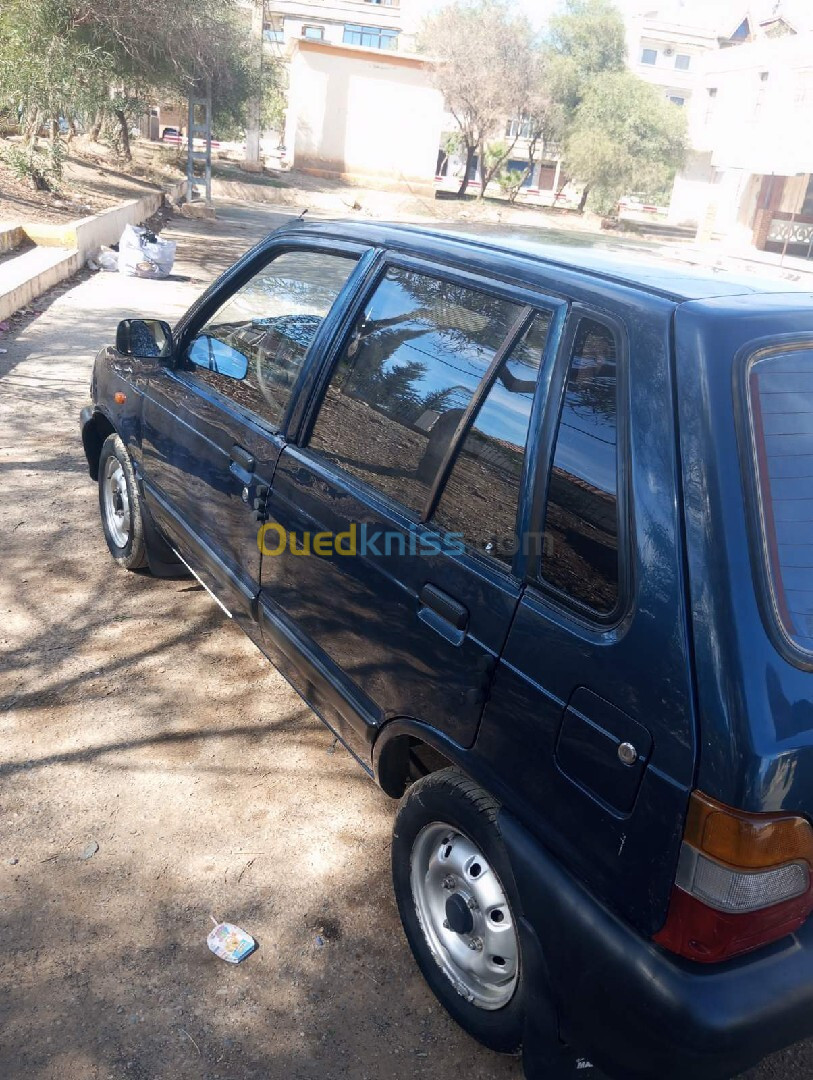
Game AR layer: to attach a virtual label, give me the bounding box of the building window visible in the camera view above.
[760,70,770,81]
[641,48,657,65]
[704,86,718,123]
[669,96,686,106]
[263,21,284,43]
[675,53,691,70]
[343,24,400,49]
[505,116,532,139]
[302,25,324,40]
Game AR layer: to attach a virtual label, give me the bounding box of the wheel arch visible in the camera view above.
[81,408,117,481]
[373,718,479,799]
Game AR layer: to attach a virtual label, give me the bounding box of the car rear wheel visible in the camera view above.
[392,767,525,1053]
[98,433,147,570]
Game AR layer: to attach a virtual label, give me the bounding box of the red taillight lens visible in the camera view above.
[654,792,813,963]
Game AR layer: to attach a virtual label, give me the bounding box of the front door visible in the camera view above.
[140,245,362,618]
[258,258,563,756]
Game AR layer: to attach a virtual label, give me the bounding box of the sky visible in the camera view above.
[407,0,813,33]
[407,0,646,31]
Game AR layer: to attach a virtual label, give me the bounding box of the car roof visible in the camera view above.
[288,218,813,305]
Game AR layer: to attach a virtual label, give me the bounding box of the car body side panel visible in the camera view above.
[675,296,813,815]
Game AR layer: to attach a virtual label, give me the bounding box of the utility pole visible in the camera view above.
[187,78,213,205]
[244,0,264,172]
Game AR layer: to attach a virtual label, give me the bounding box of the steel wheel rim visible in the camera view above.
[102,456,131,549]
[410,821,519,1010]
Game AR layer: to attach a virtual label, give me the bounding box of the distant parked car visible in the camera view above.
[161,127,183,144]
[80,220,813,1080]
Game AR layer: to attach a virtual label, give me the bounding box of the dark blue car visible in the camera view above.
[80,221,813,1080]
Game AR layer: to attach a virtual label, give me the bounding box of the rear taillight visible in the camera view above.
[654,792,813,963]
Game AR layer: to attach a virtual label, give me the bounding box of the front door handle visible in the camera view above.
[229,444,255,485]
[419,583,469,632]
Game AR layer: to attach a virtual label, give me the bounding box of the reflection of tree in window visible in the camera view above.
[542,319,619,614]
[309,267,524,515]
[188,252,356,428]
[432,314,551,566]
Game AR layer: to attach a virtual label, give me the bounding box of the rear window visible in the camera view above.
[747,346,813,658]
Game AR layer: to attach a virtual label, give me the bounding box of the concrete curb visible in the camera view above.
[0,248,83,322]
[0,177,189,321]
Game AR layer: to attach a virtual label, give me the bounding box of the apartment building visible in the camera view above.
[625,6,724,109]
[666,5,813,255]
[264,0,415,56]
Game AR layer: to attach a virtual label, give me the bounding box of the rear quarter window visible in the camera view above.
[747,345,813,659]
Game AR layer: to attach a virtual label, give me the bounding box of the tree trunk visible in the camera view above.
[578,185,591,213]
[90,111,103,142]
[477,138,486,199]
[115,108,132,161]
[457,143,475,198]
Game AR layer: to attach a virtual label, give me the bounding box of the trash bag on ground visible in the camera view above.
[96,249,119,272]
[118,223,176,279]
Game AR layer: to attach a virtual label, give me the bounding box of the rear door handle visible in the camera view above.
[419,583,469,632]
[229,443,255,485]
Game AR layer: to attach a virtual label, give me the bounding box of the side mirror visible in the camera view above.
[187,335,249,381]
[116,319,173,359]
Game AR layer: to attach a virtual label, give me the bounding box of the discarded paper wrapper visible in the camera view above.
[207,921,256,964]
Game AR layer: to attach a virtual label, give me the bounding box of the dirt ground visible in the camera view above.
[0,199,810,1080]
[0,137,184,226]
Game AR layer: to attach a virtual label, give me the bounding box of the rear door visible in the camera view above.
[258,258,566,756]
[475,302,698,936]
[139,242,364,618]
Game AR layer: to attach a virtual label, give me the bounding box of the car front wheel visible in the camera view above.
[98,433,147,570]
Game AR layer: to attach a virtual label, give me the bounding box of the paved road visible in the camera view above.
[0,200,805,1080]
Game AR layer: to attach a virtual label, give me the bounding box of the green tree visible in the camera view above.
[546,0,627,107]
[0,0,265,163]
[419,0,539,198]
[565,71,687,214]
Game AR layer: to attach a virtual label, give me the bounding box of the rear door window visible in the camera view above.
[747,346,813,657]
[540,317,620,617]
[308,265,525,516]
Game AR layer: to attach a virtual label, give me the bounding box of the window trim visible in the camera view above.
[735,334,813,672]
[295,252,567,576]
[169,237,372,437]
[527,304,631,629]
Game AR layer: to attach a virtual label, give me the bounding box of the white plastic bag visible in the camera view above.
[118,223,176,280]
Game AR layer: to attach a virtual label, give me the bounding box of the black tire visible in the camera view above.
[97,433,148,571]
[392,767,525,1054]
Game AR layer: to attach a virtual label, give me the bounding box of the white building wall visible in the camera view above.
[286,40,442,189]
[669,30,813,237]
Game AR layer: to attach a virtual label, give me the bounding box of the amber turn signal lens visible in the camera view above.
[114,391,126,405]
[684,791,813,870]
